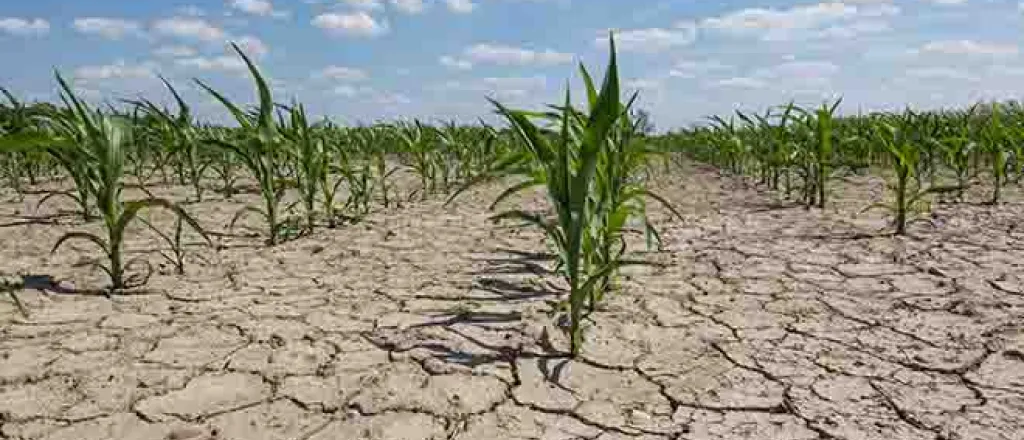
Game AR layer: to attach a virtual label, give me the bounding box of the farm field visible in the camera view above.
[2,31,1024,440]
[2,162,1024,440]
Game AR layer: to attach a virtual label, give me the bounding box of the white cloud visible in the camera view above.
[315,65,369,81]
[153,17,226,42]
[604,25,696,53]
[919,40,1018,57]
[905,67,979,82]
[701,2,898,41]
[229,0,289,18]
[73,18,144,39]
[668,60,731,79]
[373,91,411,105]
[333,85,362,97]
[703,3,855,31]
[440,55,473,70]
[332,85,410,106]
[816,19,889,39]
[926,0,967,5]
[479,76,546,90]
[74,61,156,81]
[625,78,662,91]
[312,12,388,37]
[436,75,547,100]
[390,0,426,14]
[446,0,476,13]
[154,45,198,57]
[0,17,50,36]
[341,0,384,10]
[462,43,573,66]
[713,77,767,89]
[176,56,246,73]
[758,60,839,79]
[433,75,544,99]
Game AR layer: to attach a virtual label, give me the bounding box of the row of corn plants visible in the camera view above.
[655,100,1024,235]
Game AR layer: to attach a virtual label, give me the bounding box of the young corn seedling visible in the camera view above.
[452,35,676,356]
[1,274,29,317]
[133,77,209,202]
[399,120,437,200]
[45,74,208,290]
[981,102,1009,205]
[139,215,190,275]
[802,99,841,209]
[281,102,325,231]
[198,43,291,245]
[865,110,961,235]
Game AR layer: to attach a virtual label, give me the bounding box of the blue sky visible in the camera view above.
[0,0,1022,128]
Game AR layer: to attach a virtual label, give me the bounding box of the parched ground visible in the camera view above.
[1,162,1023,440]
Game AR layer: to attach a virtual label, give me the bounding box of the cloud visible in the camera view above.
[315,65,369,81]
[436,75,547,100]
[668,60,731,79]
[603,25,696,53]
[708,60,837,90]
[701,2,898,41]
[341,0,384,10]
[461,43,573,66]
[758,60,839,79]
[0,17,50,36]
[175,56,246,73]
[713,77,767,89]
[154,45,199,57]
[390,0,426,14]
[312,12,388,37]
[74,61,156,81]
[905,67,979,82]
[816,19,889,39]
[153,17,226,42]
[73,18,144,40]
[625,78,662,91]
[440,55,473,70]
[919,40,1018,57]
[229,0,289,18]
[332,85,410,106]
[445,0,476,13]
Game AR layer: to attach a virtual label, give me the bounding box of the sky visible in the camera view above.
[0,0,1022,129]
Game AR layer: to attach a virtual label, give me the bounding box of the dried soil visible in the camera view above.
[1,163,1023,440]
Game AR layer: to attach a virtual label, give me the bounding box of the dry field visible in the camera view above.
[1,162,1023,440]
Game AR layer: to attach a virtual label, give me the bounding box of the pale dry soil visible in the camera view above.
[1,163,1023,440]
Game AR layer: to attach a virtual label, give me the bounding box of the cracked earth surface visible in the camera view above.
[1,163,1023,440]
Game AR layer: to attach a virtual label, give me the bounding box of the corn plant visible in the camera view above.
[44,74,208,290]
[935,106,978,201]
[399,120,437,200]
[981,102,1009,205]
[801,99,840,209]
[139,215,191,275]
[280,102,325,231]
[133,77,209,202]
[1,274,29,317]
[865,110,961,235]
[198,43,291,245]
[453,35,677,356]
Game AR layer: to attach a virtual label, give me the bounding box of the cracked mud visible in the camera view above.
[2,164,1023,439]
